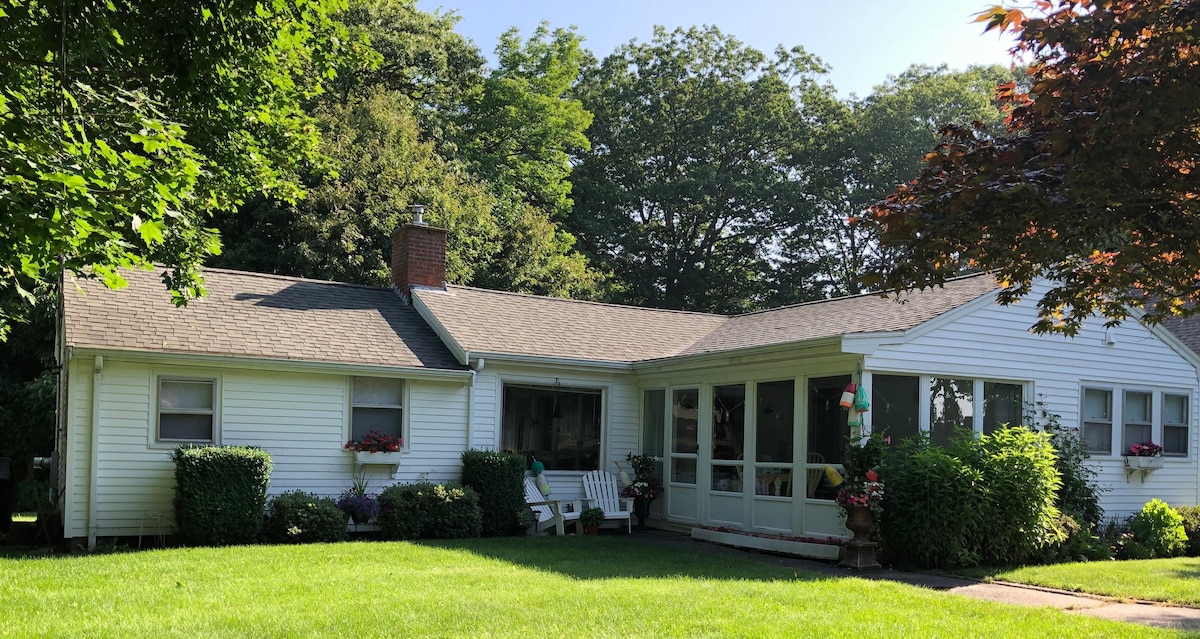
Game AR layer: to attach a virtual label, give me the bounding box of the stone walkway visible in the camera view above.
[627,529,1200,632]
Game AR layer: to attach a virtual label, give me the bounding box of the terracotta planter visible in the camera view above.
[584,525,600,536]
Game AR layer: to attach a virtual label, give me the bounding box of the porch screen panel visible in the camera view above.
[930,377,974,446]
[982,382,1024,434]
[642,389,666,480]
[671,389,699,484]
[871,375,919,442]
[711,384,745,492]
[756,380,794,497]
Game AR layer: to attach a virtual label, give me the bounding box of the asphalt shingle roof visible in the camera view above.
[414,285,728,363]
[414,273,1000,364]
[64,268,463,370]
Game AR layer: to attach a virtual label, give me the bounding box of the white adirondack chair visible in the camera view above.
[581,470,634,533]
[524,477,582,535]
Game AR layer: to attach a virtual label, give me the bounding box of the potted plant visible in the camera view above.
[619,453,664,529]
[836,433,887,570]
[335,473,378,525]
[345,430,404,471]
[580,507,605,535]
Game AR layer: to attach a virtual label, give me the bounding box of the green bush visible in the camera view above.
[1037,409,1105,527]
[879,434,982,569]
[1039,515,1111,563]
[1129,499,1188,558]
[879,427,1063,570]
[461,450,526,537]
[171,445,272,546]
[377,482,481,540]
[1176,505,1200,557]
[263,491,347,544]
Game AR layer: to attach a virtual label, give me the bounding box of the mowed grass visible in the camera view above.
[970,557,1200,607]
[0,537,1191,638]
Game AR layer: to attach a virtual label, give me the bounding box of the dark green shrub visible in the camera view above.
[377,482,481,540]
[1130,499,1187,557]
[880,427,1063,569]
[461,450,526,537]
[961,426,1063,565]
[171,445,272,546]
[1176,505,1200,557]
[263,491,347,544]
[1036,408,1105,527]
[1039,515,1111,563]
[879,434,983,569]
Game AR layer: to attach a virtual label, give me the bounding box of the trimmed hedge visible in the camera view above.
[377,482,481,540]
[171,445,272,546]
[461,450,526,536]
[1130,499,1187,558]
[263,491,347,544]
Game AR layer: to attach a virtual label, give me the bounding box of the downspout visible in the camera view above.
[87,355,103,550]
[466,357,486,451]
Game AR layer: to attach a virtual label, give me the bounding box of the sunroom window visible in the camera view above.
[502,384,602,471]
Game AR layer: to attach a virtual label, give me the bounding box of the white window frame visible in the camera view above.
[154,376,219,446]
[865,374,1029,440]
[349,376,407,448]
[1163,393,1190,457]
[1079,384,1191,459]
[1122,389,1153,453]
[1081,387,1114,456]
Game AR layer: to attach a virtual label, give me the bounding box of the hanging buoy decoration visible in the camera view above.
[613,460,632,487]
[531,458,551,496]
[824,465,844,488]
[839,383,856,409]
[853,384,870,414]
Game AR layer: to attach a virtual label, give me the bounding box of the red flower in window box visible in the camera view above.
[1127,441,1163,457]
[345,430,404,452]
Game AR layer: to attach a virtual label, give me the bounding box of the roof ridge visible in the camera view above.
[194,266,392,292]
[441,285,730,319]
[730,271,998,319]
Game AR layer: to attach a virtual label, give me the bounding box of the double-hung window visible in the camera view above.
[1122,391,1153,451]
[351,377,404,442]
[158,379,216,442]
[1163,394,1189,456]
[1081,388,1113,454]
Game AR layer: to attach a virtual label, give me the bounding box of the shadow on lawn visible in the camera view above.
[417,534,837,583]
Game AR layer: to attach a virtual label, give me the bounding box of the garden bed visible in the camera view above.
[692,525,843,560]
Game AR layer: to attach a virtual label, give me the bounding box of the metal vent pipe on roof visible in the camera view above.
[408,204,427,225]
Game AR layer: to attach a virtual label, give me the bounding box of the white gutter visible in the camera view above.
[632,337,844,373]
[87,355,103,550]
[66,347,471,382]
[466,351,633,372]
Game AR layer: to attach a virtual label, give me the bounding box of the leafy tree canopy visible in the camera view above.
[0,0,353,338]
[777,64,1015,301]
[570,26,834,313]
[865,0,1200,334]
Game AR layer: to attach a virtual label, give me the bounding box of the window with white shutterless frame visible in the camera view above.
[156,376,219,444]
[350,377,406,444]
[1080,385,1191,458]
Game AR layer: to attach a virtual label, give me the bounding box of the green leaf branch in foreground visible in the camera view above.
[0,0,353,338]
[864,0,1200,334]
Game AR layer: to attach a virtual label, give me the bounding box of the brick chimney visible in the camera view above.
[391,205,446,299]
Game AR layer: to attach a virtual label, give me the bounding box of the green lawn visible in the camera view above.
[0,538,1191,638]
[968,557,1200,607]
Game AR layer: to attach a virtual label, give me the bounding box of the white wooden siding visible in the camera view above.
[861,283,1200,518]
[62,356,472,539]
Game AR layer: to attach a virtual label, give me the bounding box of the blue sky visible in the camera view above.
[415,0,1020,98]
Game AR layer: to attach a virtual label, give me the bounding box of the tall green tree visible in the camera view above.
[570,26,833,313]
[866,0,1200,334]
[776,64,1015,301]
[0,0,352,338]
